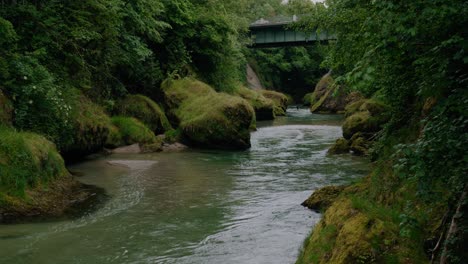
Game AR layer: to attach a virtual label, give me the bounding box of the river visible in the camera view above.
[0,108,369,264]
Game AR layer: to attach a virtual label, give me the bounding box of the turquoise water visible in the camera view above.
[0,108,369,264]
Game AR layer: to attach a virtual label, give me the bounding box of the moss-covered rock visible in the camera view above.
[342,99,389,140]
[309,73,363,114]
[350,134,369,156]
[63,93,113,158]
[0,127,101,223]
[260,89,290,116]
[328,138,350,155]
[114,94,172,134]
[162,78,255,150]
[303,92,315,106]
[297,196,399,264]
[302,186,346,211]
[111,116,156,145]
[234,86,275,121]
[297,177,434,264]
[0,89,13,126]
[0,127,67,197]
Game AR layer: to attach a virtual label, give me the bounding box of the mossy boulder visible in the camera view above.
[63,93,113,158]
[350,133,370,156]
[309,73,346,113]
[328,138,350,155]
[342,99,389,140]
[0,127,67,198]
[309,73,364,114]
[234,86,275,121]
[302,186,346,211]
[114,94,172,134]
[260,89,290,116]
[111,116,157,145]
[0,89,13,126]
[162,78,255,150]
[0,127,100,223]
[297,197,397,264]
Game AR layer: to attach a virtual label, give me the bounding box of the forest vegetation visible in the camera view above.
[0,0,466,263]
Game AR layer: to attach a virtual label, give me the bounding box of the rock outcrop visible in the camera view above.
[329,99,389,156]
[162,78,255,150]
[234,86,275,121]
[0,127,101,223]
[307,72,363,114]
[114,94,172,135]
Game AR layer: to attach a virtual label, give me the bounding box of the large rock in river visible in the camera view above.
[308,72,363,113]
[162,78,255,150]
[234,86,275,121]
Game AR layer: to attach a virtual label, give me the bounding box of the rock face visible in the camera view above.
[162,78,255,150]
[114,94,172,135]
[307,72,364,113]
[246,64,264,90]
[0,127,101,223]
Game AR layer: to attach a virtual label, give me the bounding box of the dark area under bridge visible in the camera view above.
[249,15,334,48]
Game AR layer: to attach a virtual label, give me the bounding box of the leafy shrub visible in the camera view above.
[7,56,73,148]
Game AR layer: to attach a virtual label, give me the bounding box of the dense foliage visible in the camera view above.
[296,0,467,262]
[0,0,257,147]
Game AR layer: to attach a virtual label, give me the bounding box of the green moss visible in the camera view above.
[164,129,182,144]
[328,138,350,155]
[0,126,67,198]
[302,186,346,211]
[0,89,13,126]
[303,92,316,106]
[311,84,333,113]
[162,78,254,150]
[105,124,123,148]
[233,86,274,121]
[260,89,290,116]
[115,94,172,134]
[63,92,113,157]
[345,100,366,118]
[350,135,369,156]
[111,116,156,145]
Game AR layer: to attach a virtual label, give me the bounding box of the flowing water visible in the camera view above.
[0,108,369,264]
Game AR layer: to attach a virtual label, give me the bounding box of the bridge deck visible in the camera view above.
[249,16,334,48]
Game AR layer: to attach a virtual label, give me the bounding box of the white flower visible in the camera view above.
[28,100,33,104]
[23,76,28,80]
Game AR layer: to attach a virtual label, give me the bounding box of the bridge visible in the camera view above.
[249,15,334,48]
